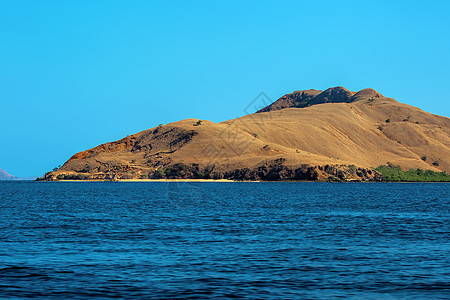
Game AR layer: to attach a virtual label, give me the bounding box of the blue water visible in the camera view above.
[0,181,449,299]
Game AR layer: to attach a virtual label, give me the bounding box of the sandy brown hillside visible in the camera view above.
[41,87,450,181]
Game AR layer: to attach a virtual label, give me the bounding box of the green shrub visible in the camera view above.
[164,163,186,177]
[375,164,450,182]
[421,156,427,161]
[348,165,357,174]
[385,118,391,123]
[155,169,165,177]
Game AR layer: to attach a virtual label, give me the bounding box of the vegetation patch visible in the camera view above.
[155,169,166,178]
[375,164,450,182]
[348,164,357,174]
[56,173,89,180]
[164,163,187,178]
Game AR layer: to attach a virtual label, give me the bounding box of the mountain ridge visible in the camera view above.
[257,87,384,113]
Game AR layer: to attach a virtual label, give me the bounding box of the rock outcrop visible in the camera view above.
[257,86,384,113]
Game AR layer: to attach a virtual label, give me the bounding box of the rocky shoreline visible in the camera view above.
[38,163,384,182]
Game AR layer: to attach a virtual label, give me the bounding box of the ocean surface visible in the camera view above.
[0,181,449,299]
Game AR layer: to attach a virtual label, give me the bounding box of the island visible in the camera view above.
[39,87,450,182]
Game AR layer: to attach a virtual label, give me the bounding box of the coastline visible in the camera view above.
[37,179,450,183]
[119,178,236,182]
[47,178,237,183]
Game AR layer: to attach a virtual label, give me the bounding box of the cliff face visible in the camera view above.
[40,87,450,181]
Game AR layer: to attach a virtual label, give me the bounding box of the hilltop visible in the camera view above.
[40,87,450,181]
[257,87,383,112]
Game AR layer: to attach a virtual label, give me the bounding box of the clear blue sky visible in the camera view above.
[1,0,449,177]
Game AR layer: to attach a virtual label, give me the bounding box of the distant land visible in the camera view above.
[0,168,37,181]
[0,168,17,180]
[40,87,450,182]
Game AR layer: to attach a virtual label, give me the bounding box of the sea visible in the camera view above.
[0,181,449,299]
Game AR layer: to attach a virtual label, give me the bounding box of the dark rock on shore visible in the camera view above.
[40,161,384,182]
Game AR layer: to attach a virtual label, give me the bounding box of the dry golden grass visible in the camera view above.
[55,88,450,178]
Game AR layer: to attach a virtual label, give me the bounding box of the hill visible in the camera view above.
[40,87,450,181]
[0,168,18,180]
